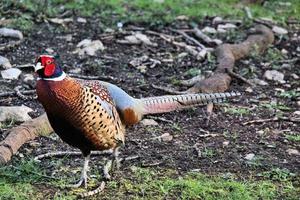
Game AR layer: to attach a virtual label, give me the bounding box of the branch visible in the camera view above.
[0,113,53,164]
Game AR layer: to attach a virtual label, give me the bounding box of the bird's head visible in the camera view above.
[35,55,64,80]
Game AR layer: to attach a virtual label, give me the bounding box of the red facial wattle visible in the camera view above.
[44,63,56,77]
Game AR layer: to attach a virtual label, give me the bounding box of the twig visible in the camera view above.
[148,116,173,123]
[79,181,106,198]
[170,28,206,49]
[193,27,216,45]
[141,161,162,167]
[151,84,187,95]
[225,69,255,87]
[0,89,36,98]
[14,86,37,100]
[34,150,113,161]
[242,117,300,125]
[180,75,205,86]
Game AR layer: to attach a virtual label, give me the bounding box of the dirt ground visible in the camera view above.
[0,16,299,198]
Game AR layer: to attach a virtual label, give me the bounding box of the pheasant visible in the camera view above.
[35,54,241,188]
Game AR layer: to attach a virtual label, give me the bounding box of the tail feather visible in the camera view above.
[141,91,241,115]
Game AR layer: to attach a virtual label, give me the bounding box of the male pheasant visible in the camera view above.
[35,55,240,187]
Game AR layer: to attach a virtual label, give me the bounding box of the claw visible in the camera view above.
[69,154,90,188]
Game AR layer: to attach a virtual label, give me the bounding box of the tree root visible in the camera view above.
[187,25,274,93]
[0,113,53,164]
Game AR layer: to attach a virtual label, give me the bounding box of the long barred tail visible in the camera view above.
[141,91,241,115]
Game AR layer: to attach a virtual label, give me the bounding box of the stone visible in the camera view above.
[286,149,300,156]
[0,27,23,40]
[201,26,217,34]
[75,39,104,56]
[140,119,158,126]
[291,73,299,80]
[250,78,269,86]
[244,153,255,161]
[77,17,87,23]
[263,70,285,83]
[1,68,22,79]
[272,26,288,35]
[217,23,237,30]
[0,105,33,122]
[212,16,223,24]
[293,111,300,116]
[0,56,12,69]
[160,132,173,142]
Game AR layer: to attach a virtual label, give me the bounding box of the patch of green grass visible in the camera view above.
[224,106,250,116]
[1,0,300,31]
[278,90,300,99]
[285,134,300,142]
[260,102,292,112]
[108,167,299,200]
[258,168,296,182]
[184,68,202,77]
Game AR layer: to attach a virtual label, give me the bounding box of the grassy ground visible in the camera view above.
[1,0,299,31]
[0,158,299,199]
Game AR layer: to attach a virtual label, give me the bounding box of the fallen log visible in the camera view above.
[187,25,274,93]
[0,113,53,164]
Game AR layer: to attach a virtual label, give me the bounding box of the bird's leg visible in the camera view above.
[103,147,120,180]
[70,154,90,188]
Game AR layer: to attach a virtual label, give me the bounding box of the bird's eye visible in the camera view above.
[46,60,51,65]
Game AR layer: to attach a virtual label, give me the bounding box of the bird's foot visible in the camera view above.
[69,173,89,188]
[103,159,112,180]
[102,148,121,180]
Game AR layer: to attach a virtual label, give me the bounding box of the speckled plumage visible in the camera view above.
[36,77,125,156]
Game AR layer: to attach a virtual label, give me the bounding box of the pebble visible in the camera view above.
[202,26,217,34]
[1,68,22,79]
[291,73,299,80]
[77,17,87,23]
[263,70,285,83]
[272,26,288,35]
[0,105,33,122]
[286,149,300,156]
[160,133,173,142]
[250,78,269,86]
[293,111,300,116]
[140,118,158,126]
[245,153,255,161]
[0,56,12,69]
[217,23,237,30]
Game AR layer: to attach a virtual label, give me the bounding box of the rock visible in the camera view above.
[263,70,285,83]
[77,17,87,23]
[45,48,54,54]
[245,153,255,161]
[1,68,22,79]
[202,27,217,34]
[245,87,253,93]
[176,15,189,20]
[0,105,33,122]
[118,33,157,46]
[75,39,104,56]
[217,23,237,30]
[217,27,226,33]
[0,56,12,69]
[286,149,300,156]
[291,73,299,80]
[0,27,23,40]
[281,49,288,55]
[140,118,158,126]
[212,16,223,24]
[23,73,34,83]
[250,78,269,86]
[293,111,300,116]
[48,18,73,25]
[272,26,288,35]
[223,141,230,147]
[68,68,82,74]
[160,133,173,142]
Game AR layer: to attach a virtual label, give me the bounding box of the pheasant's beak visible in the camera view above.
[34,62,44,72]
